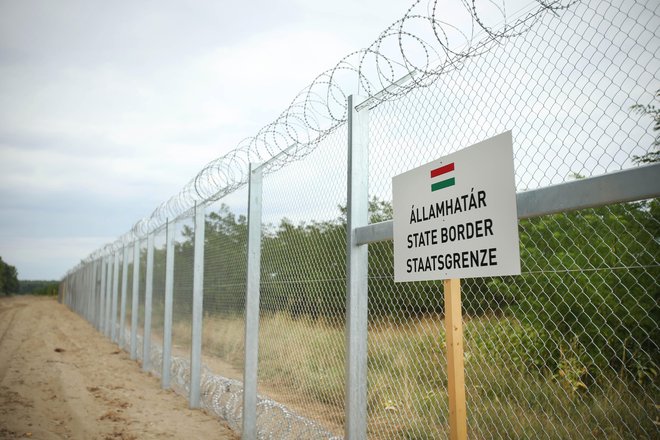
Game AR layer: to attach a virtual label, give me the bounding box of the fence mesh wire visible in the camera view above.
[257,123,348,437]
[139,239,148,356]
[202,191,248,375]
[114,252,123,343]
[198,191,249,430]
[123,248,134,349]
[171,216,195,393]
[62,0,658,438]
[150,228,167,376]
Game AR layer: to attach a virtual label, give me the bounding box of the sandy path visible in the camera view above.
[0,296,238,440]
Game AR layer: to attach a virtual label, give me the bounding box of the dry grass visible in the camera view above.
[172,313,656,439]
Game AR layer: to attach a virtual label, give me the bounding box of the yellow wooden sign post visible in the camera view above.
[444,278,467,440]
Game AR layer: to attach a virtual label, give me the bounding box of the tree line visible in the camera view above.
[19,280,60,296]
[0,256,59,296]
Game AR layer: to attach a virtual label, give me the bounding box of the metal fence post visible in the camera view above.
[74,271,77,310]
[345,94,369,440]
[80,269,84,316]
[83,263,88,320]
[111,251,120,342]
[83,266,86,315]
[87,263,91,318]
[89,263,94,321]
[81,267,85,315]
[106,257,114,338]
[143,233,155,372]
[79,266,84,315]
[67,274,71,308]
[131,239,141,360]
[87,264,91,317]
[78,269,81,311]
[95,259,102,329]
[119,245,130,349]
[74,271,78,310]
[94,262,98,323]
[90,262,95,322]
[162,218,175,388]
[88,262,93,323]
[242,162,263,440]
[72,273,76,309]
[83,263,89,320]
[97,260,101,326]
[73,272,76,309]
[79,266,84,316]
[99,256,107,333]
[189,203,206,408]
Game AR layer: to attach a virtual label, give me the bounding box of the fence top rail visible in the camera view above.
[356,162,660,245]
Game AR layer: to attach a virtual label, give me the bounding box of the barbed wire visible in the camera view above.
[71,0,577,271]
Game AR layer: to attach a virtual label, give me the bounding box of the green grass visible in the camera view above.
[195,312,657,439]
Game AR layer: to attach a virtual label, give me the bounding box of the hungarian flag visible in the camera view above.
[430,162,455,192]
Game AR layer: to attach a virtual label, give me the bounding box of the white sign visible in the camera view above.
[393,131,521,281]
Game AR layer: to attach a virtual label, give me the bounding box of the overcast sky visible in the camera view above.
[0,0,572,280]
[0,0,427,280]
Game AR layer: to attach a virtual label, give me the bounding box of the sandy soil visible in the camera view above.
[0,296,238,440]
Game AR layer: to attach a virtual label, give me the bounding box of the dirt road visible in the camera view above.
[0,296,237,440]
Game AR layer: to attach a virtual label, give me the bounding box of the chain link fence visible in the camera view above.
[364,0,658,438]
[62,0,658,438]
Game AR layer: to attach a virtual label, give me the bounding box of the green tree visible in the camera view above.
[0,257,20,295]
[631,89,660,164]
[500,201,660,380]
[260,215,346,319]
[203,205,249,315]
[19,280,59,295]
